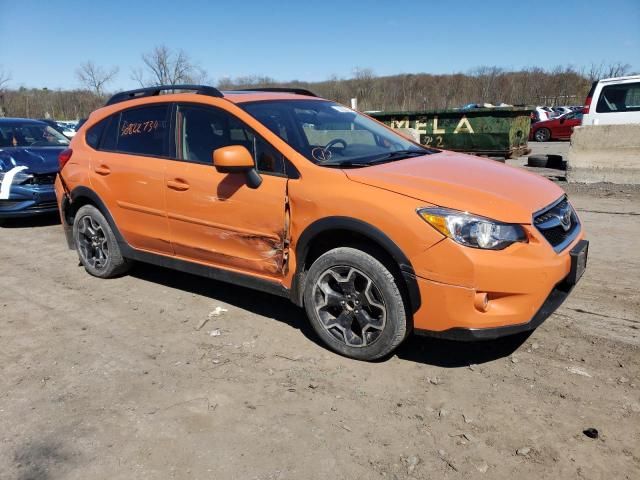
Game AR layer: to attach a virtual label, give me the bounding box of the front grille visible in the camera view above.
[31,174,57,185]
[22,173,57,185]
[533,197,580,252]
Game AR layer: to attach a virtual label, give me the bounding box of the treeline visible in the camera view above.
[0,88,104,121]
[220,63,634,112]
[0,57,634,119]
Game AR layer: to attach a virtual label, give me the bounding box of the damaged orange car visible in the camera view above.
[55,85,588,360]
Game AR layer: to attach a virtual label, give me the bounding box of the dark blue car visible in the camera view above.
[0,118,69,221]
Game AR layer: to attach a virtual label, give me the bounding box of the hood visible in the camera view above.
[345,151,564,224]
[0,147,63,175]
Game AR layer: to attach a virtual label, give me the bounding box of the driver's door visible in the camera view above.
[165,104,289,278]
[556,114,574,138]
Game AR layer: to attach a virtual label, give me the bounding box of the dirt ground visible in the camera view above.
[1,144,639,479]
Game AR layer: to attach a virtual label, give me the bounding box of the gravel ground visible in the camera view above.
[1,148,639,479]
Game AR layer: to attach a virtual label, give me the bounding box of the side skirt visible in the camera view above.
[119,242,290,299]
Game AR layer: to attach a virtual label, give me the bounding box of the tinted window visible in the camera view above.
[177,104,285,175]
[596,82,640,113]
[111,105,170,156]
[99,114,119,151]
[86,118,107,149]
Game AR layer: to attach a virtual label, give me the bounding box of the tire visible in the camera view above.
[534,128,551,142]
[73,204,131,278]
[303,247,407,361]
[527,154,549,168]
[546,154,565,170]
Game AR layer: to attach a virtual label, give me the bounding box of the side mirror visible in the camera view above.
[213,145,262,189]
[559,118,566,124]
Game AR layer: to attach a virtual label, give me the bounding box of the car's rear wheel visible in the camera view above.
[303,247,407,360]
[73,205,130,278]
[534,128,551,142]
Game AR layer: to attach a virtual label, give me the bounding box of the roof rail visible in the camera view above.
[235,87,318,97]
[105,84,224,106]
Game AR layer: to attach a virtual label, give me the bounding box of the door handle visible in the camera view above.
[94,165,111,175]
[167,179,190,191]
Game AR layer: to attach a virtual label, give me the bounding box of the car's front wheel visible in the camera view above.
[73,204,131,278]
[534,128,551,142]
[303,247,408,360]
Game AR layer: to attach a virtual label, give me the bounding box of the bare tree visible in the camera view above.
[352,67,377,110]
[585,62,634,83]
[470,66,504,103]
[133,45,207,87]
[0,66,10,91]
[76,61,118,97]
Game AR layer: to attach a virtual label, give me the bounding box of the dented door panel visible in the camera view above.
[165,159,288,277]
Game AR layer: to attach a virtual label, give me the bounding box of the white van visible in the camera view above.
[582,75,640,125]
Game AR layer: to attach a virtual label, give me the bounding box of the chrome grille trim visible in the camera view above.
[533,195,581,253]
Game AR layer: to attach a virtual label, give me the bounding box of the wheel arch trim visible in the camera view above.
[292,216,421,312]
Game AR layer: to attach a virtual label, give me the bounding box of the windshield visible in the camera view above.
[240,100,431,167]
[0,122,70,148]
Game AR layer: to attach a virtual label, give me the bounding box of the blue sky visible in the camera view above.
[1,0,638,90]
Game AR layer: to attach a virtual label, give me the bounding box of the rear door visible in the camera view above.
[89,104,172,254]
[165,103,289,278]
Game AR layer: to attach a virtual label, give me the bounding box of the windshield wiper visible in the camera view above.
[317,150,427,168]
[366,150,427,165]
[317,160,370,168]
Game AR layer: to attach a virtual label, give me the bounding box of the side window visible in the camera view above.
[100,114,120,151]
[178,104,285,175]
[596,82,640,113]
[114,105,170,156]
[86,118,107,149]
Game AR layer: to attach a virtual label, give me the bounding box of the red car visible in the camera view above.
[530,111,583,142]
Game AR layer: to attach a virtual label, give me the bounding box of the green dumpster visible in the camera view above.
[369,107,532,159]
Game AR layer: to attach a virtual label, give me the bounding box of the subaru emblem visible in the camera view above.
[560,208,572,231]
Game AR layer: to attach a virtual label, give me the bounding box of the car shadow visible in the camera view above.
[0,213,60,228]
[130,262,530,367]
[393,331,532,368]
[129,262,320,343]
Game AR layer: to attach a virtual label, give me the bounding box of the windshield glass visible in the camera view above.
[240,100,431,166]
[0,122,70,148]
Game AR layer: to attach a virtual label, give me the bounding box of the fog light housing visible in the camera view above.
[474,292,489,312]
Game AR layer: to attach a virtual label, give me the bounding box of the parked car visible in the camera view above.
[0,118,69,221]
[552,106,573,116]
[55,85,587,360]
[533,106,554,122]
[530,111,583,141]
[38,119,76,138]
[582,75,640,125]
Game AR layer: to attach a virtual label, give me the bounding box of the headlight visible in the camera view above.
[418,207,527,250]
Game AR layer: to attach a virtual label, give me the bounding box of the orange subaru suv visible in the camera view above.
[55,85,588,360]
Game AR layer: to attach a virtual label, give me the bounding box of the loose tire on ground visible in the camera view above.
[303,247,408,361]
[73,204,131,278]
[527,154,549,168]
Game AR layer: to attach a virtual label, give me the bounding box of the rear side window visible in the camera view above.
[86,118,107,149]
[116,105,170,156]
[96,105,170,156]
[596,82,640,113]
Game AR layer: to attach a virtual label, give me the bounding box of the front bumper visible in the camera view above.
[411,233,587,340]
[0,184,58,218]
[416,279,572,340]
